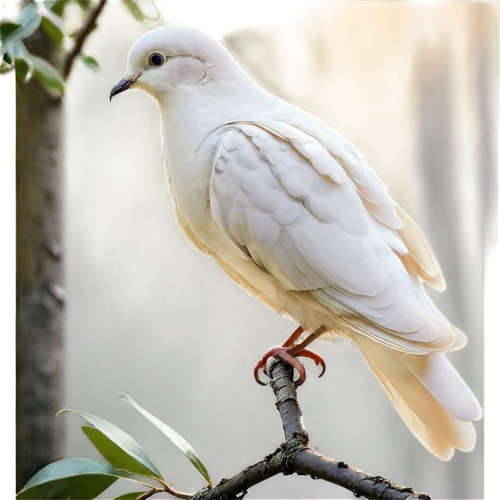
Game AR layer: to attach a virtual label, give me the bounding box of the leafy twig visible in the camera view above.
[164,484,191,499]
[63,0,107,78]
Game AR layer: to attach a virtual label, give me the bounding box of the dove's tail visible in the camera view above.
[351,332,482,460]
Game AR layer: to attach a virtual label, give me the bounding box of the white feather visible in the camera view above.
[209,123,461,351]
[353,331,479,460]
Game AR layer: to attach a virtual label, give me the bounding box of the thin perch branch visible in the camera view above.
[190,360,431,500]
[63,0,108,79]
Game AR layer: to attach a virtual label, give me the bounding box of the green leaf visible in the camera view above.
[30,54,65,97]
[3,4,41,44]
[15,58,31,81]
[18,3,41,26]
[40,17,63,43]
[112,493,148,500]
[59,409,163,479]
[5,38,29,60]
[16,458,134,499]
[121,0,145,21]
[119,393,212,486]
[49,0,67,16]
[81,425,160,479]
[15,458,159,500]
[80,54,99,71]
[136,0,161,21]
[3,42,27,63]
[3,40,34,80]
[38,0,56,11]
[0,16,19,41]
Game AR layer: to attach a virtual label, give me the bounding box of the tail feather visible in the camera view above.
[352,332,481,460]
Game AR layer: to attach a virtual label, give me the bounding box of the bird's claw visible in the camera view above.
[254,347,325,387]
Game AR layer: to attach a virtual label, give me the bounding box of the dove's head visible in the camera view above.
[110,25,244,101]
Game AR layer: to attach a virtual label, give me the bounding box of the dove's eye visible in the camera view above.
[148,53,165,67]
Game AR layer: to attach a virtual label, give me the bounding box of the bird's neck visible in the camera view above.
[158,76,275,176]
[160,73,275,138]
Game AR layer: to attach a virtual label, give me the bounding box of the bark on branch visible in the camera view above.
[188,360,431,500]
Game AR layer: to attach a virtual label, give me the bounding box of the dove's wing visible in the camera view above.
[284,116,447,292]
[208,121,464,355]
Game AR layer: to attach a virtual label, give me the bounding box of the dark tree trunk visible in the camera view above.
[16,27,65,491]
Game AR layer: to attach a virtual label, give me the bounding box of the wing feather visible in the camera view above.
[395,206,446,291]
[208,122,462,354]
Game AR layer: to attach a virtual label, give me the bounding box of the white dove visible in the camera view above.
[110,25,482,461]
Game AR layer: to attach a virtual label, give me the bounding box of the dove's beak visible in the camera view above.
[109,73,140,101]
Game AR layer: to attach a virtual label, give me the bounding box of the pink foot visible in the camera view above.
[254,346,326,387]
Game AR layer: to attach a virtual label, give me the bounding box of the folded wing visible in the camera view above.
[208,121,463,354]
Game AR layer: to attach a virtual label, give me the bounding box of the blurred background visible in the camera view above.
[12,1,498,498]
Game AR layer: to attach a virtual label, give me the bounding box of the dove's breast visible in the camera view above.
[165,124,343,334]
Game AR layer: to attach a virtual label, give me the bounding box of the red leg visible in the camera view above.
[288,325,327,354]
[282,326,304,347]
[254,326,326,387]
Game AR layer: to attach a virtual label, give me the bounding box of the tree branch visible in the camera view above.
[63,0,108,79]
[190,360,431,500]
